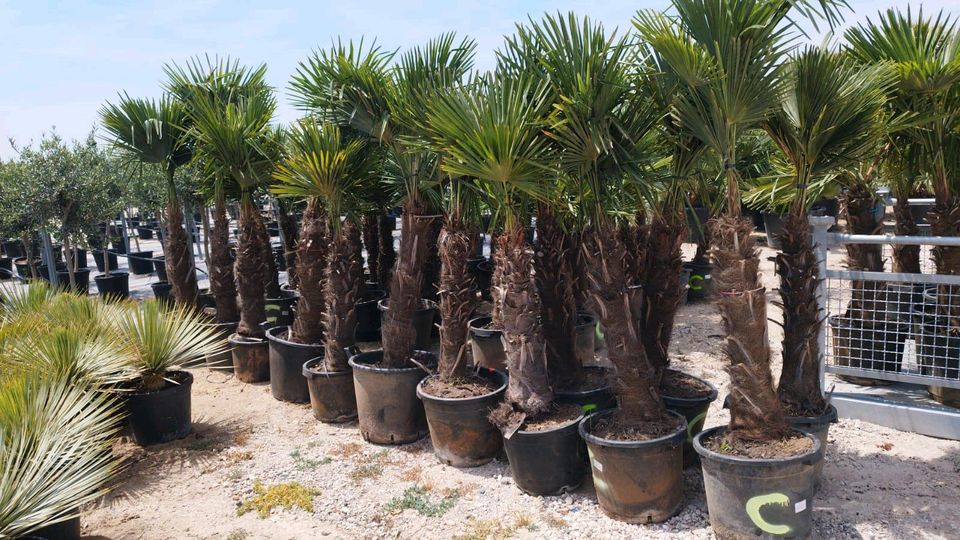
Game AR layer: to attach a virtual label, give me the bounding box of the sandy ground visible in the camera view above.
[78,240,960,540]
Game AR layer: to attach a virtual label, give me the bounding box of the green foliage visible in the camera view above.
[384,485,460,517]
[236,481,318,518]
[99,94,192,172]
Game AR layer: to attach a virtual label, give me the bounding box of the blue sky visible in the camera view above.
[1,0,956,160]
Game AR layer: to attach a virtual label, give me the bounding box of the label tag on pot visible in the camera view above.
[592,459,603,472]
[794,499,806,513]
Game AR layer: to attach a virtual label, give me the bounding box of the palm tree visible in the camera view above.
[763,47,894,415]
[273,120,374,371]
[100,95,198,306]
[427,72,557,427]
[290,35,475,368]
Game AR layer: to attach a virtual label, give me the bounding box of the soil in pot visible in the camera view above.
[122,370,193,446]
[265,326,317,403]
[356,289,387,342]
[661,369,718,468]
[303,357,357,423]
[127,251,154,275]
[203,320,237,372]
[785,404,838,491]
[92,251,118,273]
[417,368,506,467]
[555,366,615,412]
[29,515,81,540]
[265,290,299,328]
[377,298,437,350]
[94,271,129,300]
[579,410,687,523]
[694,427,822,540]
[502,402,586,496]
[468,316,505,371]
[229,334,270,383]
[349,350,436,445]
[684,261,714,302]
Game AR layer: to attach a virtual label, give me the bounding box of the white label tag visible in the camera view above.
[592,459,603,472]
[795,499,807,513]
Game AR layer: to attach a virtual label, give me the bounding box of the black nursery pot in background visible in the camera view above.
[92,251,118,273]
[661,369,718,468]
[153,256,168,282]
[124,371,193,446]
[304,357,357,423]
[229,334,270,383]
[151,281,174,306]
[28,515,81,540]
[356,289,387,342]
[128,251,155,275]
[377,299,437,350]
[94,271,130,300]
[684,261,714,302]
[265,326,317,403]
[265,290,299,328]
[349,350,435,445]
[502,410,587,496]
[0,256,12,280]
[468,316,506,372]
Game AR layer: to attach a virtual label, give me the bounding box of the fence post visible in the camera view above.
[809,216,835,395]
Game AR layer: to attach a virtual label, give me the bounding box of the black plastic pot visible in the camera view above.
[1,239,24,259]
[265,290,299,328]
[54,268,91,294]
[229,334,270,383]
[29,515,81,540]
[502,410,587,496]
[197,289,216,310]
[265,326,317,403]
[468,316,506,371]
[555,366,615,412]
[786,404,838,490]
[151,281,173,305]
[830,315,907,384]
[684,262,713,302]
[128,251,154,275]
[417,368,507,467]
[0,256,11,280]
[304,357,357,423]
[694,427,823,540]
[124,371,193,446]
[349,350,435,445]
[202,321,237,372]
[916,315,960,407]
[377,298,437,350]
[762,212,786,250]
[686,206,711,244]
[469,257,492,300]
[574,313,597,366]
[580,410,687,523]
[64,248,87,269]
[94,271,130,300]
[14,256,40,279]
[153,256,168,282]
[356,289,387,342]
[662,370,718,468]
[910,203,932,225]
[92,251,118,273]
[137,226,154,240]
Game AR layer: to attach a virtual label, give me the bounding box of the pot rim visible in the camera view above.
[416,369,507,402]
[514,409,585,436]
[303,357,356,379]
[555,366,612,398]
[267,289,300,301]
[579,409,687,449]
[377,297,438,312]
[468,316,502,336]
[660,368,719,404]
[120,370,194,397]
[358,289,387,305]
[94,271,129,279]
[348,349,437,375]
[692,426,823,466]
[228,332,267,345]
[784,403,838,426]
[200,320,240,330]
[575,313,596,327]
[265,325,325,350]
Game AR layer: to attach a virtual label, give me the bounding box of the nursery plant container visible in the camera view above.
[694,427,823,540]
[786,404,838,490]
[349,349,435,445]
[916,314,960,407]
[686,206,711,244]
[0,256,12,280]
[151,281,173,305]
[137,226,154,240]
[202,321,237,371]
[153,256,168,282]
[94,271,129,300]
[197,289,216,310]
[355,289,387,342]
[417,368,507,467]
[468,316,506,371]
[684,262,713,302]
[680,267,692,304]
[304,357,357,423]
[469,257,492,300]
[830,315,907,385]
[229,334,270,383]
[502,409,587,496]
[14,257,40,279]
[124,371,193,446]
[555,365,615,411]
[377,298,437,350]
[574,313,597,367]
[1,239,24,259]
[265,326,317,403]
[762,212,786,250]
[29,515,81,540]
[92,251,118,273]
[662,369,718,468]
[265,290,299,328]
[128,251,154,275]
[579,410,687,523]
[64,248,87,268]
[55,268,91,295]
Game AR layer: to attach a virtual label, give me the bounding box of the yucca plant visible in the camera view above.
[764,47,894,414]
[100,95,198,306]
[273,120,375,370]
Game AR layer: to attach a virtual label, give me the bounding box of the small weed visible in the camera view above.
[719,441,734,453]
[878,441,894,451]
[513,512,536,531]
[350,463,384,481]
[452,518,514,540]
[400,464,422,482]
[184,436,223,452]
[385,485,459,517]
[232,428,252,446]
[290,448,331,470]
[226,468,244,482]
[236,481,318,518]
[226,450,254,464]
[331,441,363,458]
[543,513,567,529]
[226,529,249,540]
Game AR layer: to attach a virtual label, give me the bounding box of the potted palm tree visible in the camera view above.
[100,94,198,306]
[272,120,374,410]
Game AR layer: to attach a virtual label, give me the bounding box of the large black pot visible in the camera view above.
[684,262,713,302]
[28,515,81,540]
[14,257,40,279]
[94,271,129,300]
[580,410,687,523]
[265,290,299,328]
[304,357,357,423]
[64,248,87,269]
[137,226,154,240]
[0,256,12,280]
[356,289,387,342]
[92,251,118,273]
[502,410,587,496]
[830,315,907,384]
[555,365,615,412]
[151,281,173,305]
[54,268,91,295]
[377,298,437,350]
[762,212,786,250]
[153,256,168,282]
[1,239,24,259]
[128,251,154,275]
[469,257,492,300]
[229,334,270,383]
[661,369,718,468]
[202,321,237,371]
[686,206,711,244]
[786,404,838,490]
[468,316,505,371]
[124,371,193,446]
[349,350,435,445]
[694,427,822,540]
[574,313,597,367]
[265,326,317,403]
[417,368,506,467]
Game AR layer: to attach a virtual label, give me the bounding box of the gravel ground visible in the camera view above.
[77,239,960,540]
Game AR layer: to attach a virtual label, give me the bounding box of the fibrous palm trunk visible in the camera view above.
[437,216,475,381]
[277,201,300,289]
[164,171,199,307]
[323,219,364,372]
[362,212,380,285]
[535,205,579,389]
[490,226,552,430]
[712,214,789,441]
[257,205,281,299]
[490,235,506,329]
[930,196,960,330]
[776,210,826,415]
[641,211,685,382]
[377,213,396,289]
[892,194,921,274]
[842,183,885,322]
[421,214,443,302]
[210,194,240,323]
[583,222,665,423]
[236,197,268,338]
[381,202,433,367]
[568,226,589,309]
[289,200,326,345]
